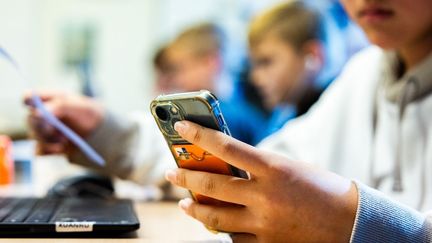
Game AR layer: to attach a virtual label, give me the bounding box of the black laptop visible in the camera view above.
[0,197,140,236]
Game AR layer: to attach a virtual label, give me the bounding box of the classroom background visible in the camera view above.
[0,0,367,138]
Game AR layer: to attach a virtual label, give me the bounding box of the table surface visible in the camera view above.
[0,202,230,242]
[0,155,231,242]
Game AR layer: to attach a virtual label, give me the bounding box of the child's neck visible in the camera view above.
[398,33,432,72]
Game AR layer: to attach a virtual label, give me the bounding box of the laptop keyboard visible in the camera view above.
[0,197,139,224]
[0,197,140,235]
[0,197,60,224]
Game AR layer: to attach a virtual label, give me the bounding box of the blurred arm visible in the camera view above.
[69,110,177,187]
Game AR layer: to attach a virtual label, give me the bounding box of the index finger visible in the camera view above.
[23,90,66,107]
[174,120,267,175]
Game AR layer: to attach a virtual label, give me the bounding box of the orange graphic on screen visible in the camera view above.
[172,144,231,175]
[172,144,233,205]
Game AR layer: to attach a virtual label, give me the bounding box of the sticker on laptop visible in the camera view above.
[55,221,95,232]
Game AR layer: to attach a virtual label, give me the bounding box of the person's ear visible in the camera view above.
[305,54,320,72]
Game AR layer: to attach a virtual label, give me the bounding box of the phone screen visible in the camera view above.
[151,91,247,205]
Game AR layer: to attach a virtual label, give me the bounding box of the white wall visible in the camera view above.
[37,0,158,111]
[0,0,38,135]
[1,0,161,135]
[0,0,282,136]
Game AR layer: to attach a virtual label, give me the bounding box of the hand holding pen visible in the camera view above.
[0,46,105,166]
[23,91,106,165]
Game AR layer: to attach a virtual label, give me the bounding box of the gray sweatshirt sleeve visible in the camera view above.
[69,111,178,188]
[350,181,432,242]
[69,111,138,179]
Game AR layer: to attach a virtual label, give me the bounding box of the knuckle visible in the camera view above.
[206,212,220,229]
[202,177,216,195]
[191,126,203,143]
[176,170,187,187]
[255,192,267,206]
[220,137,237,155]
[187,203,196,218]
[254,217,272,236]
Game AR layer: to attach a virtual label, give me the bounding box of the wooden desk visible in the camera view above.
[0,155,231,242]
[133,202,230,242]
[0,202,230,242]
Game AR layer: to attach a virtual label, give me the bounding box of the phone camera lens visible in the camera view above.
[155,106,169,122]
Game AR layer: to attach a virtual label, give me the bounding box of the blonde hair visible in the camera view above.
[170,23,223,57]
[248,1,323,50]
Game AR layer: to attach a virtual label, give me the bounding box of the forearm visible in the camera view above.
[350,181,432,242]
[69,111,187,198]
[69,111,139,179]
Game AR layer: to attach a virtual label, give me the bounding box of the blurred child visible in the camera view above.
[248,1,327,136]
[152,45,172,94]
[162,23,267,145]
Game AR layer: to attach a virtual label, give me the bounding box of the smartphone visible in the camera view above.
[150,90,248,205]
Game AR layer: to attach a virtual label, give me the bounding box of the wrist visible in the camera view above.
[87,100,105,133]
[340,181,359,242]
[64,96,106,137]
[332,180,359,243]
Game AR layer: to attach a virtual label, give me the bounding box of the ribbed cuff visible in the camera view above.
[350,181,432,243]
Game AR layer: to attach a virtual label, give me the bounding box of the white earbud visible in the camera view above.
[305,55,318,71]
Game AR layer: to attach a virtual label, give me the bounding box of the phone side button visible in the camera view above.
[222,127,230,135]
[217,114,224,126]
